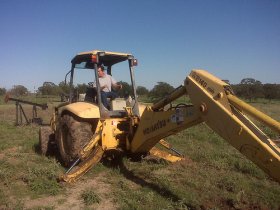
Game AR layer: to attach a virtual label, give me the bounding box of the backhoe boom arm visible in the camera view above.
[131,69,280,183]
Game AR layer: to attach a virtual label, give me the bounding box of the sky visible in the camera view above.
[0,0,279,92]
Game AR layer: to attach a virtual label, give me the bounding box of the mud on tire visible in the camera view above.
[57,114,93,166]
[39,126,55,156]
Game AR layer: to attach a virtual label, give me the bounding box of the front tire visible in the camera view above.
[57,114,93,166]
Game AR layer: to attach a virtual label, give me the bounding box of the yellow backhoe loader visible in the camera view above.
[39,50,280,183]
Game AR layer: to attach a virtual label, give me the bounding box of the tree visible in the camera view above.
[9,85,28,96]
[58,81,71,94]
[277,85,280,99]
[118,81,132,98]
[149,82,174,100]
[235,78,264,101]
[263,84,280,101]
[240,78,261,85]
[38,82,60,95]
[136,86,149,96]
[0,87,6,96]
[75,83,88,94]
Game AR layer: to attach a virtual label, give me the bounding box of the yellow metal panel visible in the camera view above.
[185,70,280,183]
[227,94,280,133]
[138,104,147,116]
[188,70,232,112]
[131,106,202,153]
[101,119,127,150]
[149,147,183,162]
[78,50,132,57]
[60,102,100,118]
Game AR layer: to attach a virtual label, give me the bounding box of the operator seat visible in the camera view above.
[85,87,97,103]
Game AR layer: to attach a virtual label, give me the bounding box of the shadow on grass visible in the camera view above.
[34,141,63,164]
[34,141,195,208]
[101,152,195,210]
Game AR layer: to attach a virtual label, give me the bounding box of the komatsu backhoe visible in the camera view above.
[39,50,280,183]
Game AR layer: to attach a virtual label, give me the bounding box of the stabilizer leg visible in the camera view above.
[60,145,104,183]
[149,139,184,162]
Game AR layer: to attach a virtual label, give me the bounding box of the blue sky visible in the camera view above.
[0,0,279,92]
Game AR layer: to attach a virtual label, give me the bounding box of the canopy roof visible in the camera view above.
[71,50,133,67]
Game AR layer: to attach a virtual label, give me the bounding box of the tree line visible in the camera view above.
[231,78,280,101]
[1,77,280,101]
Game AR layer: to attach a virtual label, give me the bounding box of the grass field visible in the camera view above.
[0,96,279,209]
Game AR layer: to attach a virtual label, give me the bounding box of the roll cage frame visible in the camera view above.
[65,50,140,118]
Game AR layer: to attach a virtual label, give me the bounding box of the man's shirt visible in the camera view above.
[93,74,117,92]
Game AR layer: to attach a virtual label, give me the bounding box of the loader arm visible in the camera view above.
[130,69,280,183]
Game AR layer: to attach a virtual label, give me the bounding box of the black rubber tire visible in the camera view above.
[57,114,93,166]
[39,126,55,155]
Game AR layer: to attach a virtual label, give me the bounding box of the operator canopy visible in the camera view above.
[71,50,133,68]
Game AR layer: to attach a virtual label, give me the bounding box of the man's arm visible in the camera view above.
[112,82,122,90]
[110,76,122,90]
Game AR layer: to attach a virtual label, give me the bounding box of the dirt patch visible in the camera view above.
[24,173,117,210]
[170,155,195,170]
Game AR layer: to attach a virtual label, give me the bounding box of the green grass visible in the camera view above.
[0,98,279,209]
[0,94,61,105]
[0,107,64,209]
[81,189,101,205]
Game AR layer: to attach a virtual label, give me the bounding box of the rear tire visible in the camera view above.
[57,114,93,166]
[39,126,55,155]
